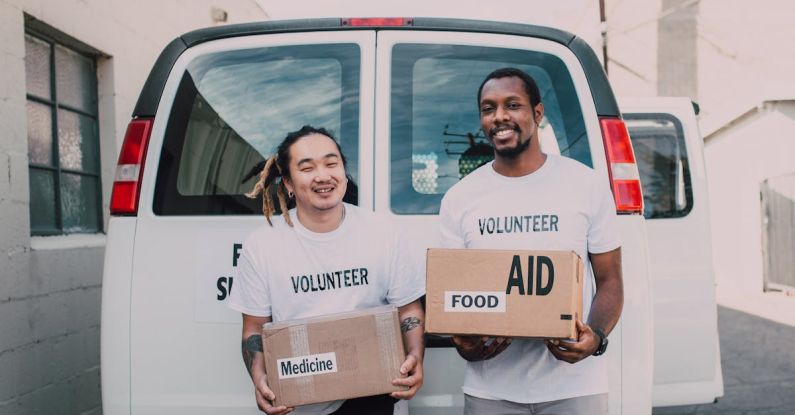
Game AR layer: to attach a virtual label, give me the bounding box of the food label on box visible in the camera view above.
[444,291,506,312]
[276,352,338,379]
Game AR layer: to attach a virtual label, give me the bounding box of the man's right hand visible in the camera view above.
[254,373,293,414]
[452,335,512,361]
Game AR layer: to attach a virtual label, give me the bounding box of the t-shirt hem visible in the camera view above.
[227,302,271,317]
[462,386,609,404]
[588,241,622,255]
[391,289,426,308]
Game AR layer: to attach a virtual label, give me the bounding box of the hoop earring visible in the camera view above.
[288,190,294,199]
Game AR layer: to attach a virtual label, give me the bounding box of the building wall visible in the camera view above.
[704,102,795,298]
[606,0,795,119]
[0,1,267,414]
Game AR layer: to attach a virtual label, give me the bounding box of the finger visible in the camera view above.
[391,383,421,400]
[400,354,417,375]
[392,373,418,387]
[489,338,513,357]
[545,340,578,363]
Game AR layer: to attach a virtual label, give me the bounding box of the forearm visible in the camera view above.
[242,333,266,380]
[398,300,425,361]
[587,276,623,335]
[587,248,624,335]
[241,314,271,381]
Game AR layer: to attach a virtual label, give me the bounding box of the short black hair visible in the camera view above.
[477,67,541,108]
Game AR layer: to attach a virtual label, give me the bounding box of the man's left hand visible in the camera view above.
[544,320,600,364]
[391,354,424,400]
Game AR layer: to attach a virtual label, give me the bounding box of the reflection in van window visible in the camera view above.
[390,44,590,214]
[625,114,693,219]
[153,44,360,215]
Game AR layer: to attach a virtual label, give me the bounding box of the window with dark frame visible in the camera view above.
[24,31,102,235]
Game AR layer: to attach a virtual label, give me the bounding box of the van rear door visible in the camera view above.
[621,97,724,406]
[375,30,653,415]
[127,31,376,414]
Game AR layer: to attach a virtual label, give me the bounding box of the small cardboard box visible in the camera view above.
[425,248,583,339]
[261,305,405,407]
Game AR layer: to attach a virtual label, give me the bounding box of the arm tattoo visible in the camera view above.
[242,334,263,375]
[400,317,421,333]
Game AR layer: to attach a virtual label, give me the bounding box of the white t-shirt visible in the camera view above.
[438,154,621,403]
[228,203,425,415]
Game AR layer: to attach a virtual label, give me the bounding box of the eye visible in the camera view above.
[327,162,338,168]
[480,105,494,114]
[300,166,313,172]
[507,102,522,110]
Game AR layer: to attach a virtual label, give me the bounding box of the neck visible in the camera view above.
[295,203,346,233]
[492,143,547,177]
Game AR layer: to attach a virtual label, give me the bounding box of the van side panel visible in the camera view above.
[615,216,654,415]
[101,218,137,415]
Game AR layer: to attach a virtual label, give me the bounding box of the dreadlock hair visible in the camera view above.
[245,125,348,227]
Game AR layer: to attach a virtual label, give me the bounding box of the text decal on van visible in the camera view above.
[277,352,338,379]
[444,291,506,312]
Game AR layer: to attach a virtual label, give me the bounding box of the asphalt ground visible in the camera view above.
[652,306,795,415]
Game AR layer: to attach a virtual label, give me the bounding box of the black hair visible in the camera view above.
[477,67,542,108]
[245,125,357,226]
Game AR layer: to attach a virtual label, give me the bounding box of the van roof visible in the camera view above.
[133,17,619,119]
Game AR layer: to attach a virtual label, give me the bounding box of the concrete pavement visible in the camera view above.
[652,305,795,415]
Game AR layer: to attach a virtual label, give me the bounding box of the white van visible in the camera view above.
[619,97,724,407]
[100,18,720,415]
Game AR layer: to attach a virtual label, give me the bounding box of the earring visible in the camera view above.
[288,190,294,199]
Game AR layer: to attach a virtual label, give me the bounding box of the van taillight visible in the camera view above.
[600,117,643,215]
[110,118,153,216]
[341,17,413,27]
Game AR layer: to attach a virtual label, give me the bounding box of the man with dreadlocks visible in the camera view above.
[228,126,425,415]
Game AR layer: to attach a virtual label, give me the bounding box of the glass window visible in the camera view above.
[153,44,361,215]
[625,114,693,219]
[390,44,591,214]
[24,32,101,235]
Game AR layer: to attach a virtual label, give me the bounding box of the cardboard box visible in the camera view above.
[425,248,583,339]
[261,305,405,407]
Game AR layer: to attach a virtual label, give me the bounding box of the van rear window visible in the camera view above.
[389,44,592,214]
[625,114,693,219]
[153,44,360,215]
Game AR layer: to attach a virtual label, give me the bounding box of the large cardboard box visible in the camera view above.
[425,248,583,339]
[261,305,405,407]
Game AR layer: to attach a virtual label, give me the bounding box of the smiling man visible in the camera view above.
[438,68,624,415]
[228,126,425,415]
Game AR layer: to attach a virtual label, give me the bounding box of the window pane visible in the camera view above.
[55,44,96,113]
[625,115,693,219]
[153,43,361,215]
[25,34,51,99]
[390,44,588,214]
[58,109,98,173]
[27,101,53,166]
[29,168,57,233]
[60,173,100,233]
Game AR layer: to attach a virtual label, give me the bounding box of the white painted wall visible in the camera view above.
[704,101,795,298]
[0,1,267,413]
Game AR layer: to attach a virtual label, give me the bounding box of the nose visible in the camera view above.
[495,105,510,121]
[314,170,332,182]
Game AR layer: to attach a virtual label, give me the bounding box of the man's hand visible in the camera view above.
[391,353,424,400]
[452,335,512,361]
[253,373,293,414]
[544,320,600,364]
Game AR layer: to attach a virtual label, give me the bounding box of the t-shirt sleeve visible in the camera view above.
[438,195,466,249]
[386,225,426,307]
[227,241,272,317]
[588,176,622,254]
